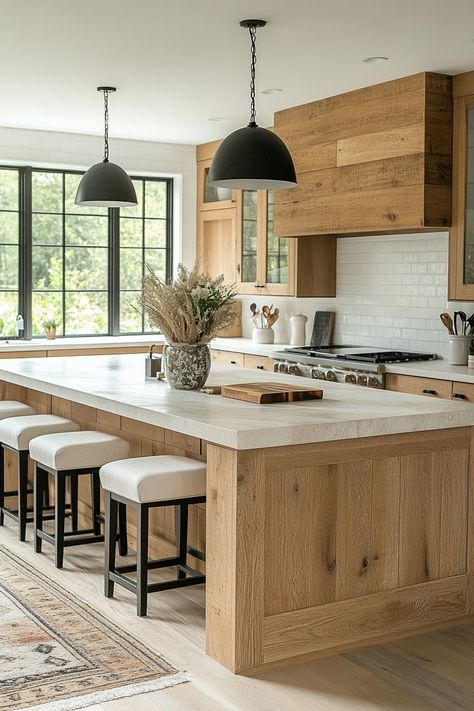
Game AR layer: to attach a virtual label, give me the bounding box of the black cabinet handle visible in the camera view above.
[230,360,237,365]
[453,392,467,399]
[256,365,264,370]
[422,389,437,395]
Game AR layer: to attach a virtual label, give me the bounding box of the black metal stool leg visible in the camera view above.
[18,451,29,542]
[136,504,149,617]
[54,473,66,569]
[104,491,118,598]
[33,464,45,553]
[70,476,78,531]
[176,504,188,579]
[118,502,128,556]
[0,444,4,527]
[91,472,101,535]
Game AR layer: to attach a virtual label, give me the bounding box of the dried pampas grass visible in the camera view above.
[140,262,238,345]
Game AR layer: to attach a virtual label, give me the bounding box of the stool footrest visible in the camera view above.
[108,569,205,595]
[37,530,105,547]
[115,556,180,574]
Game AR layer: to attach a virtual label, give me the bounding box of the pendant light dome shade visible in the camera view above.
[207,19,297,191]
[75,161,137,207]
[207,124,296,190]
[75,86,137,208]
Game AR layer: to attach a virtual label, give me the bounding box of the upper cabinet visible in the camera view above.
[273,72,453,238]
[449,72,474,299]
[196,143,336,298]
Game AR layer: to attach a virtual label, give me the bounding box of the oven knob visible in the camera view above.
[357,374,368,386]
[288,364,301,376]
[311,368,324,379]
[278,362,289,373]
[325,370,337,382]
[344,373,357,384]
[273,362,280,372]
[368,376,379,388]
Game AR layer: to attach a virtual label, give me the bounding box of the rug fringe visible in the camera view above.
[18,671,189,711]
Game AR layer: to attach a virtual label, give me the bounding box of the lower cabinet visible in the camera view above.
[385,374,452,399]
[242,354,275,372]
[210,349,244,367]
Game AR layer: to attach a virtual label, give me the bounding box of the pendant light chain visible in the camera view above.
[249,25,257,127]
[103,89,110,163]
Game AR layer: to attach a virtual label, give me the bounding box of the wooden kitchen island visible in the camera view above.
[0,354,473,675]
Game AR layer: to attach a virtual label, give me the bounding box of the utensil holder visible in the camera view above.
[252,327,274,344]
[447,335,472,365]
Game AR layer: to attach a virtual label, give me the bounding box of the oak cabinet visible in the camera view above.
[273,72,453,238]
[197,142,336,297]
[449,72,474,299]
[385,373,452,399]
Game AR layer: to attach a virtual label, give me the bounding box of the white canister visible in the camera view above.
[289,313,308,347]
[252,327,274,344]
[447,335,472,365]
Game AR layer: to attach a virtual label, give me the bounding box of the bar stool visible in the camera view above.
[30,431,130,568]
[100,455,206,617]
[0,414,80,540]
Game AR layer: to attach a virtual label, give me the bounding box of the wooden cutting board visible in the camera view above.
[221,381,323,404]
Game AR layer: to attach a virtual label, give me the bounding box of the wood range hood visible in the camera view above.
[272,72,453,239]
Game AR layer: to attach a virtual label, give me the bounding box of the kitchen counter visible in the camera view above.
[0,354,472,450]
[1,353,472,674]
[0,334,165,353]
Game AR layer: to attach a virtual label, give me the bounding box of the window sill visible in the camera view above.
[0,334,165,353]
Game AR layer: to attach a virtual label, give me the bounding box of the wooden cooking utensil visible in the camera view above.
[440,312,454,335]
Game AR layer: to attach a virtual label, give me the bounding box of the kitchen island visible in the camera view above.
[0,353,473,674]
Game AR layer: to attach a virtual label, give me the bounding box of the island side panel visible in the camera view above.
[206,428,472,673]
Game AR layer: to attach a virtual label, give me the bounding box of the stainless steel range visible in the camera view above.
[271,345,437,389]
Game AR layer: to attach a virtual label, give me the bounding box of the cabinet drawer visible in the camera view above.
[385,373,452,399]
[211,349,244,367]
[243,354,274,372]
[451,381,474,402]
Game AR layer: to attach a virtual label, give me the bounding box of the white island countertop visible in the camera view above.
[0,354,473,450]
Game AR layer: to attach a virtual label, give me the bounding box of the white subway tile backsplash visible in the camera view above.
[238,232,458,357]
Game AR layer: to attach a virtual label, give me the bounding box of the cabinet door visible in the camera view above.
[237,190,295,296]
[385,373,452,399]
[197,209,237,284]
[450,95,474,299]
[197,159,236,211]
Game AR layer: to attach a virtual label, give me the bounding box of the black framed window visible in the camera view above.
[0,168,21,337]
[0,166,172,338]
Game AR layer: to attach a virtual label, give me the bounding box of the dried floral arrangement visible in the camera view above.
[140,262,238,345]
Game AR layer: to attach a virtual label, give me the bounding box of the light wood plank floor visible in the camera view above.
[2,524,474,711]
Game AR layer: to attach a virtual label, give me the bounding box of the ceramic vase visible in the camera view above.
[162,343,211,390]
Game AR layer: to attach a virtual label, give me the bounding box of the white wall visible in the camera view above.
[0,126,197,268]
[239,232,471,358]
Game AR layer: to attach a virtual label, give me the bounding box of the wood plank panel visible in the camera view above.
[336,124,424,167]
[265,428,470,471]
[275,185,426,237]
[264,465,337,615]
[438,448,469,578]
[206,445,265,673]
[263,576,469,663]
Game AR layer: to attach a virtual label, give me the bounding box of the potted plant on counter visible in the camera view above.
[43,319,59,340]
[141,263,237,390]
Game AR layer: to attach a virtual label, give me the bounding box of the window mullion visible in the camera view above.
[109,208,120,335]
[20,167,32,340]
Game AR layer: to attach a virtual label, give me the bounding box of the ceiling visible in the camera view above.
[2,0,474,146]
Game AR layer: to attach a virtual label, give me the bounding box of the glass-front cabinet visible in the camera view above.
[450,91,474,299]
[237,190,294,295]
[197,159,235,210]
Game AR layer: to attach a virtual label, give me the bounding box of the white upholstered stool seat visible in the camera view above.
[0,401,35,420]
[29,431,130,471]
[0,415,79,451]
[100,455,207,503]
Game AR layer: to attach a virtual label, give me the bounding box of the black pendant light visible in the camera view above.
[207,19,296,191]
[75,87,137,207]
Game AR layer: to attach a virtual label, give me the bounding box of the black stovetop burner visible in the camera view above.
[348,351,437,364]
[284,345,437,364]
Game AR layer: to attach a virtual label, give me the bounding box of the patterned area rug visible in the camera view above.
[0,546,187,711]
